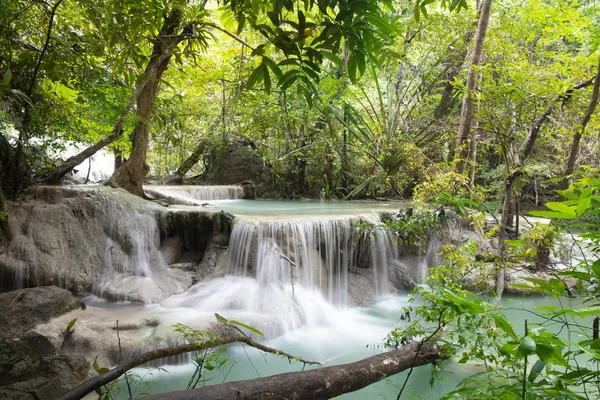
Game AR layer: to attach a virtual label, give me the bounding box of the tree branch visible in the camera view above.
[205,23,255,51]
[57,335,320,400]
[143,341,442,400]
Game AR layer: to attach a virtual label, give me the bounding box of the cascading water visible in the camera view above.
[162,214,405,338]
[225,217,395,303]
[144,185,243,204]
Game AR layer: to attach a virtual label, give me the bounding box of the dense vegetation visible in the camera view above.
[2,0,600,398]
[2,0,598,201]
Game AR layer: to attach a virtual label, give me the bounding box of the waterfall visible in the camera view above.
[225,217,395,304]
[162,214,404,338]
[145,185,243,204]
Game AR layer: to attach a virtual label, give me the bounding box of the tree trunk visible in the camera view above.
[468,117,479,188]
[109,9,186,196]
[453,0,493,176]
[175,139,206,177]
[494,77,597,296]
[144,341,441,400]
[162,140,207,184]
[496,169,522,296]
[561,56,600,190]
[434,29,476,120]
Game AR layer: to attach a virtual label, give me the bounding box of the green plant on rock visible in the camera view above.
[385,208,445,249]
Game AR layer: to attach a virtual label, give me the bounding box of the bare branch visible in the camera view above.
[58,335,321,400]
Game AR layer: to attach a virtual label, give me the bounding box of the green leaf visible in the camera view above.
[528,210,577,219]
[263,57,283,80]
[267,11,280,25]
[546,202,577,216]
[491,314,517,339]
[517,336,537,358]
[528,359,546,383]
[246,65,266,89]
[319,51,342,65]
[215,313,229,324]
[228,319,264,337]
[2,69,11,86]
[66,318,77,333]
[577,194,592,216]
[536,343,569,368]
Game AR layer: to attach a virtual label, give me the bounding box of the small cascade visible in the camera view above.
[162,214,403,338]
[0,186,192,302]
[92,198,189,303]
[145,185,243,205]
[226,217,395,304]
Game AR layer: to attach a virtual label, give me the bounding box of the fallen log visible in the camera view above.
[144,341,441,400]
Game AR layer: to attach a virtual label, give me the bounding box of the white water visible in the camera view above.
[106,294,563,400]
[144,185,243,203]
[62,142,115,182]
[224,217,394,304]
[160,205,425,339]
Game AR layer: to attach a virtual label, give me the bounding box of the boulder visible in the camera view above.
[388,261,416,291]
[0,286,82,340]
[206,147,272,196]
[0,332,89,400]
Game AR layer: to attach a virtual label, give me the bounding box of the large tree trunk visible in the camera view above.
[144,341,441,400]
[453,0,493,176]
[560,56,600,190]
[44,50,173,184]
[110,9,186,196]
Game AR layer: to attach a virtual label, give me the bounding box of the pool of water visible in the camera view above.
[174,199,410,220]
[101,293,579,400]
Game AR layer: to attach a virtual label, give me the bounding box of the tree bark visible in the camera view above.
[110,8,188,196]
[453,0,493,176]
[144,341,441,400]
[561,56,600,190]
[434,29,476,120]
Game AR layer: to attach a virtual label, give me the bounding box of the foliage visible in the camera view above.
[393,173,600,399]
[385,208,445,248]
[92,356,166,400]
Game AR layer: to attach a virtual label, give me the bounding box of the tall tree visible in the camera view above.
[560,56,600,190]
[453,0,493,178]
[109,7,196,196]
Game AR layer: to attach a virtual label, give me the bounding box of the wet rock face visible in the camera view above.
[0,332,89,400]
[206,147,272,196]
[0,286,82,341]
[0,186,235,303]
[388,261,416,292]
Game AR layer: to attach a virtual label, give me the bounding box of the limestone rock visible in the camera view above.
[0,332,89,400]
[0,186,234,303]
[0,286,82,340]
[388,261,416,291]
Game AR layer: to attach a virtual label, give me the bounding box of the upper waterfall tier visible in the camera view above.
[145,185,244,204]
